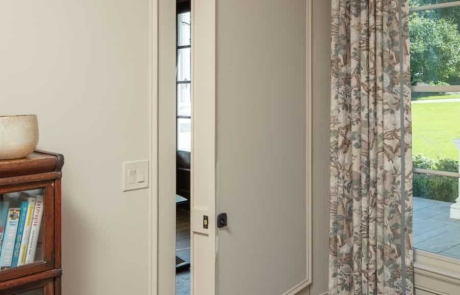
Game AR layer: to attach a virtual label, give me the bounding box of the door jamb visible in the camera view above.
[149,0,159,294]
[150,0,177,294]
[150,1,314,294]
[189,0,217,294]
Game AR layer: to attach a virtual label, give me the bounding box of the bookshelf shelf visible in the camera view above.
[0,151,63,295]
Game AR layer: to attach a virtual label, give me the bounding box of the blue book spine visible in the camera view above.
[0,208,20,268]
[0,202,9,252]
[11,202,28,267]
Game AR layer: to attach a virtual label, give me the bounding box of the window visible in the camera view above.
[410,0,460,262]
[176,1,192,200]
[177,10,191,153]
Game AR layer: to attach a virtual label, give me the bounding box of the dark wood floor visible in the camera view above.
[176,207,191,262]
[176,207,190,294]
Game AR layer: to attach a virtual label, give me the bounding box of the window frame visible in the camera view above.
[410,1,460,93]
[409,0,460,286]
[410,1,460,12]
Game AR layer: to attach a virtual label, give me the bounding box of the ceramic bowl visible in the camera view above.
[0,115,39,160]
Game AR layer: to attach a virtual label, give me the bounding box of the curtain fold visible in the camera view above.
[329,0,413,294]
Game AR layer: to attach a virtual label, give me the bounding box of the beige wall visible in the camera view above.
[310,0,331,295]
[0,1,331,294]
[0,1,152,294]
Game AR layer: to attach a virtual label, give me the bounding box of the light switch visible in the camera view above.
[128,169,137,184]
[137,170,145,183]
[123,160,149,191]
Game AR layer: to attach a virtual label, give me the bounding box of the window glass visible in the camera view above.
[177,48,191,82]
[410,6,460,86]
[177,118,191,152]
[0,189,45,271]
[178,84,191,117]
[178,12,191,47]
[413,176,460,259]
[412,94,460,258]
[412,94,460,159]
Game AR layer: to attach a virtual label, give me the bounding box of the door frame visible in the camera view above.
[150,0,177,294]
[150,0,313,294]
[189,0,217,294]
[150,0,159,293]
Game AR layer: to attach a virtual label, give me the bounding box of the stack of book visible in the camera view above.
[0,190,44,270]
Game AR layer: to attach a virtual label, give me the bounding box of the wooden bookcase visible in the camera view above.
[0,151,64,295]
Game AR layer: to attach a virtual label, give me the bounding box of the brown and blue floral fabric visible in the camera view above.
[329,0,413,294]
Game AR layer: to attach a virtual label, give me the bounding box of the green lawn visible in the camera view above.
[414,93,460,101]
[413,101,460,160]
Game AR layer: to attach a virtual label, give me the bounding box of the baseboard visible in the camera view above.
[284,279,310,295]
[415,285,449,295]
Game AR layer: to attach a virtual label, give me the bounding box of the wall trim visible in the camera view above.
[284,279,310,295]
[415,262,460,286]
[285,1,313,293]
[149,0,159,294]
[151,0,176,293]
[416,249,460,267]
[305,0,313,288]
[414,250,460,289]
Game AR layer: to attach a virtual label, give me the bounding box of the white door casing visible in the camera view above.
[152,0,313,294]
[155,0,177,294]
[190,0,217,294]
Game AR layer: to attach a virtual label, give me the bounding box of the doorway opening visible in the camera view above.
[175,0,191,294]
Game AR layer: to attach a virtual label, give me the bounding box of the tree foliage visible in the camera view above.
[409,0,460,85]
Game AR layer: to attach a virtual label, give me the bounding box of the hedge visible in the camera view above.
[413,155,459,203]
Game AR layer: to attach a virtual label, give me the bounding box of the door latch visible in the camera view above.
[217,213,228,228]
[203,215,209,229]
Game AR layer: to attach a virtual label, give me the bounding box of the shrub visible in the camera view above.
[413,154,433,169]
[413,155,433,198]
[435,158,459,173]
[429,81,451,87]
[413,155,459,203]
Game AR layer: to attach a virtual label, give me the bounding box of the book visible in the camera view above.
[0,207,21,269]
[11,201,28,267]
[0,202,10,253]
[17,197,36,266]
[25,195,44,264]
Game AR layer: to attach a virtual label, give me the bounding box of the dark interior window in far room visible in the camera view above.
[176,0,191,200]
[176,1,192,293]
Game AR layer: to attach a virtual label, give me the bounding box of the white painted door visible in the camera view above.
[192,1,311,294]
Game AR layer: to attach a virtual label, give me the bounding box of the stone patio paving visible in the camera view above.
[414,197,460,259]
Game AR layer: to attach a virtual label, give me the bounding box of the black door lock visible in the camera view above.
[217,213,228,228]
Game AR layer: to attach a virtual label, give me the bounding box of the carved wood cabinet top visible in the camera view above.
[0,151,64,179]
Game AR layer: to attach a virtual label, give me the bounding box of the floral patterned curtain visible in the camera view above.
[329,0,413,294]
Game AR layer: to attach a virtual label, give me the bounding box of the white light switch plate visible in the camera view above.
[123,160,149,192]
